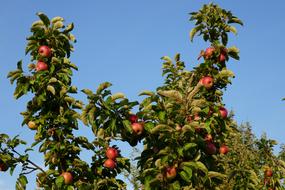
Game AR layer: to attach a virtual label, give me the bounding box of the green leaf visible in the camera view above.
[139,90,154,96]
[229,17,244,26]
[82,89,94,97]
[161,56,172,62]
[189,27,198,42]
[182,166,193,181]
[111,93,125,101]
[51,16,64,24]
[218,69,235,78]
[55,176,64,188]
[228,26,237,35]
[96,82,112,94]
[150,124,173,134]
[157,90,183,102]
[64,23,74,33]
[208,171,226,180]
[37,12,50,26]
[183,143,197,151]
[17,60,23,71]
[16,175,28,190]
[122,120,132,133]
[47,85,56,95]
[179,171,191,182]
[195,161,208,174]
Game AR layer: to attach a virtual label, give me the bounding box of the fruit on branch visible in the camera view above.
[265,168,273,177]
[129,114,138,124]
[106,147,118,160]
[104,159,116,169]
[218,48,227,63]
[219,107,228,119]
[205,142,217,155]
[132,122,144,135]
[36,61,48,71]
[204,134,213,142]
[200,76,214,89]
[187,114,200,123]
[204,47,215,59]
[219,145,229,154]
[0,161,8,172]
[61,172,73,185]
[38,45,52,58]
[166,166,177,180]
[27,121,37,130]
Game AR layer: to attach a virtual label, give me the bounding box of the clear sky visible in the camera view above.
[1,1,285,189]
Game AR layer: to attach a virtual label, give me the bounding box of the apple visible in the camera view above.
[36,61,48,71]
[27,121,37,130]
[106,147,118,160]
[218,49,227,62]
[204,134,213,142]
[219,145,229,154]
[38,45,52,58]
[265,168,273,177]
[204,47,215,59]
[199,76,214,89]
[219,107,228,119]
[132,122,144,135]
[205,142,217,155]
[0,161,8,172]
[219,53,226,62]
[104,159,116,169]
[129,114,138,124]
[61,172,73,185]
[166,166,177,180]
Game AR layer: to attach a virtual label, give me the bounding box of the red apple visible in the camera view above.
[204,47,215,59]
[265,168,273,177]
[204,134,213,142]
[27,121,37,130]
[132,122,144,135]
[38,45,52,58]
[104,159,116,169]
[219,53,226,62]
[36,61,48,71]
[205,142,217,155]
[219,145,229,154]
[61,172,73,185]
[166,166,177,180]
[218,48,227,62]
[106,147,118,160]
[200,76,214,89]
[129,114,138,124]
[219,107,228,119]
[0,161,8,172]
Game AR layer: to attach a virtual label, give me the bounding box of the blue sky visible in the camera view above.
[1,1,285,189]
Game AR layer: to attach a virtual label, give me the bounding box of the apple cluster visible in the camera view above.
[104,147,119,169]
[198,46,228,63]
[196,76,230,155]
[130,114,144,135]
[36,45,52,72]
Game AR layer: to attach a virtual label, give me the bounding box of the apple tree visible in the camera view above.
[135,3,242,190]
[6,13,137,189]
[1,3,284,190]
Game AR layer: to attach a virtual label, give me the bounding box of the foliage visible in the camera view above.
[0,3,284,190]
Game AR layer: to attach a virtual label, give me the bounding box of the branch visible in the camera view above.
[11,148,46,174]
